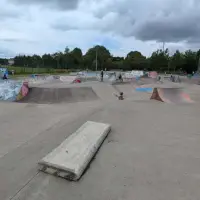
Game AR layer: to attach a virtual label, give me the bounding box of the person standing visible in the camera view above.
[118,72,123,82]
[100,70,104,82]
[2,73,8,82]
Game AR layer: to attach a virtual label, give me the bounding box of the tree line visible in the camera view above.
[1,45,200,73]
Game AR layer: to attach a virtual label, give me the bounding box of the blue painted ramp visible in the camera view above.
[135,88,153,92]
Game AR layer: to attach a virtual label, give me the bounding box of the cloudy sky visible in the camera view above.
[0,0,199,58]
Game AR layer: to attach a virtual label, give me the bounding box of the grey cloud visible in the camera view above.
[0,9,20,20]
[0,47,15,58]
[51,13,97,31]
[52,23,78,31]
[9,0,79,10]
[134,12,200,43]
[93,0,200,44]
[0,38,35,43]
[0,38,20,42]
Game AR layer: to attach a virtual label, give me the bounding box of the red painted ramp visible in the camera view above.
[150,88,193,103]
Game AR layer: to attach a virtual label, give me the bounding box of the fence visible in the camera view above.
[6,67,68,75]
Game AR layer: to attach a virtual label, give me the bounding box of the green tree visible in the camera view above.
[9,45,200,73]
[170,50,184,72]
[110,56,124,70]
[42,54,55,68]
[150,49,169,71]
[182,50,197,73]
[70,48,83,69]
[64,46,70,54]
[52,52,63,69]
[196,49,200,72]
[125,51,148,70]
[0,58,8,65]
[84,45,111,70]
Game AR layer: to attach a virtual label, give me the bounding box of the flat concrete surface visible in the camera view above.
[1,81,200,200]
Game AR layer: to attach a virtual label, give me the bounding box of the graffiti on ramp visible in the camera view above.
[0,81,29,101]
[60,76,81,83]
[16,82,29,101]
[150,88,193,103]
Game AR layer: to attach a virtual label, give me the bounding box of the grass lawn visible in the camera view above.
[11,72,69,80]
[7,66,69,75]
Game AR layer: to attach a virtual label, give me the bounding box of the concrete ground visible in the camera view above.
[1,80,200,200]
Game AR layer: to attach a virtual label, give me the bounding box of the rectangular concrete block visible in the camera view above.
[39,121,111,181]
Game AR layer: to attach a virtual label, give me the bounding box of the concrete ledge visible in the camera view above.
[38,121,111,181]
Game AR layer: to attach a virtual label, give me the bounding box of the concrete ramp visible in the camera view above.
[18,87,98,104]
[180,77,200,85]
[39,121,111,181]
[92,84,117,101]
[0,81,29,101]
[60,76,78,83]
[140,77,157,84]
[150,88,193,103]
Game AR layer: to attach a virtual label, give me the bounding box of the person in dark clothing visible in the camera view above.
[2,73,7,80]
[170,75,174,82]
[100,70,104,82]
[118,73,123,82]
[118,92,124,100]
[113,92,124,100]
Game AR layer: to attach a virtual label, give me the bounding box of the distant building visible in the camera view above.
[8,59,14,66]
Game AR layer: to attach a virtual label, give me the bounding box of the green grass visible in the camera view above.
[6,66,69,75]
[7,66,55,74]
[12,72,69,79]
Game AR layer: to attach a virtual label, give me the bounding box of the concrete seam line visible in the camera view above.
[0,104,104,160]
[9,171,40,200]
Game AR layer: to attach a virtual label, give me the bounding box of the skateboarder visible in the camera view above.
[114,92,124,100]
[118,92,124,100]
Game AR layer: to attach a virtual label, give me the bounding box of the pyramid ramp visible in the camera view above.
[39,121,111,181]
[150,88,193,103]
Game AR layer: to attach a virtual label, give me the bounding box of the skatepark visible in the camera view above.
[1,73,200,200]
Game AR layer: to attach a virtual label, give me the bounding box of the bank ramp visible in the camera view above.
[18,87,98,104]
[150,88,193,103]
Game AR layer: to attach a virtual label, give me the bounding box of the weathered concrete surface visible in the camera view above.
[39,121,111,180]
[0,100,103,200]
[0,81,200,200]
[0,101,103,158]
[18,87,98,104]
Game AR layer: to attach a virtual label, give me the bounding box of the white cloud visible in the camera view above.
[0,0,200,58]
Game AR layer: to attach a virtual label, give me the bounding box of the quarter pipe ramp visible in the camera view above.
[150,88,193,103]
[17,87,98,104]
